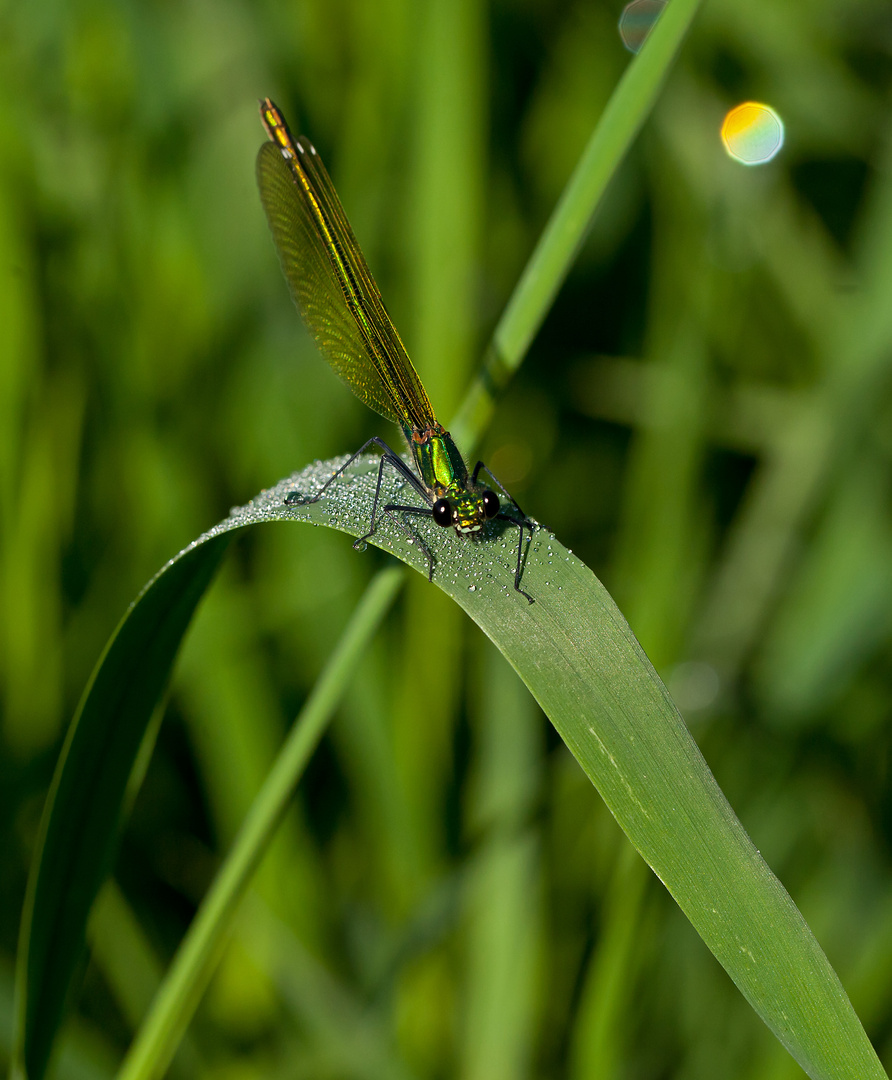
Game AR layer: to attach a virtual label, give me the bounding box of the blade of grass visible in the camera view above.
[569,845,650,1080]
[451,0,705,451]
[11,534,233,1080]
[460,645,542,1080]
[214,461,883,1080]
[15,445,885,1080]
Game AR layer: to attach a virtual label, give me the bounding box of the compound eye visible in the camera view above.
[482,490,500,519]
[432,498,453,527]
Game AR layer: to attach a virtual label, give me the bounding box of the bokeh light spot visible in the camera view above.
[721,102,784,165]
[667,662,721,714]
[618,0,667,53]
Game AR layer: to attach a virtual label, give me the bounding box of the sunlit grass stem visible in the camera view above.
[116,567,403,1080]
[450,0,704,453]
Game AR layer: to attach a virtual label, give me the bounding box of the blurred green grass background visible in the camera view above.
[3,0,892,1076]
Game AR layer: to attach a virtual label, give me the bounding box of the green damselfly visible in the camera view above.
[257,98,534,602]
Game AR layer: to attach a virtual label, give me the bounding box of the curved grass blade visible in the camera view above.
[220,461,884,1080]
[12,534,232,1080]
[13,458,884,1080]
